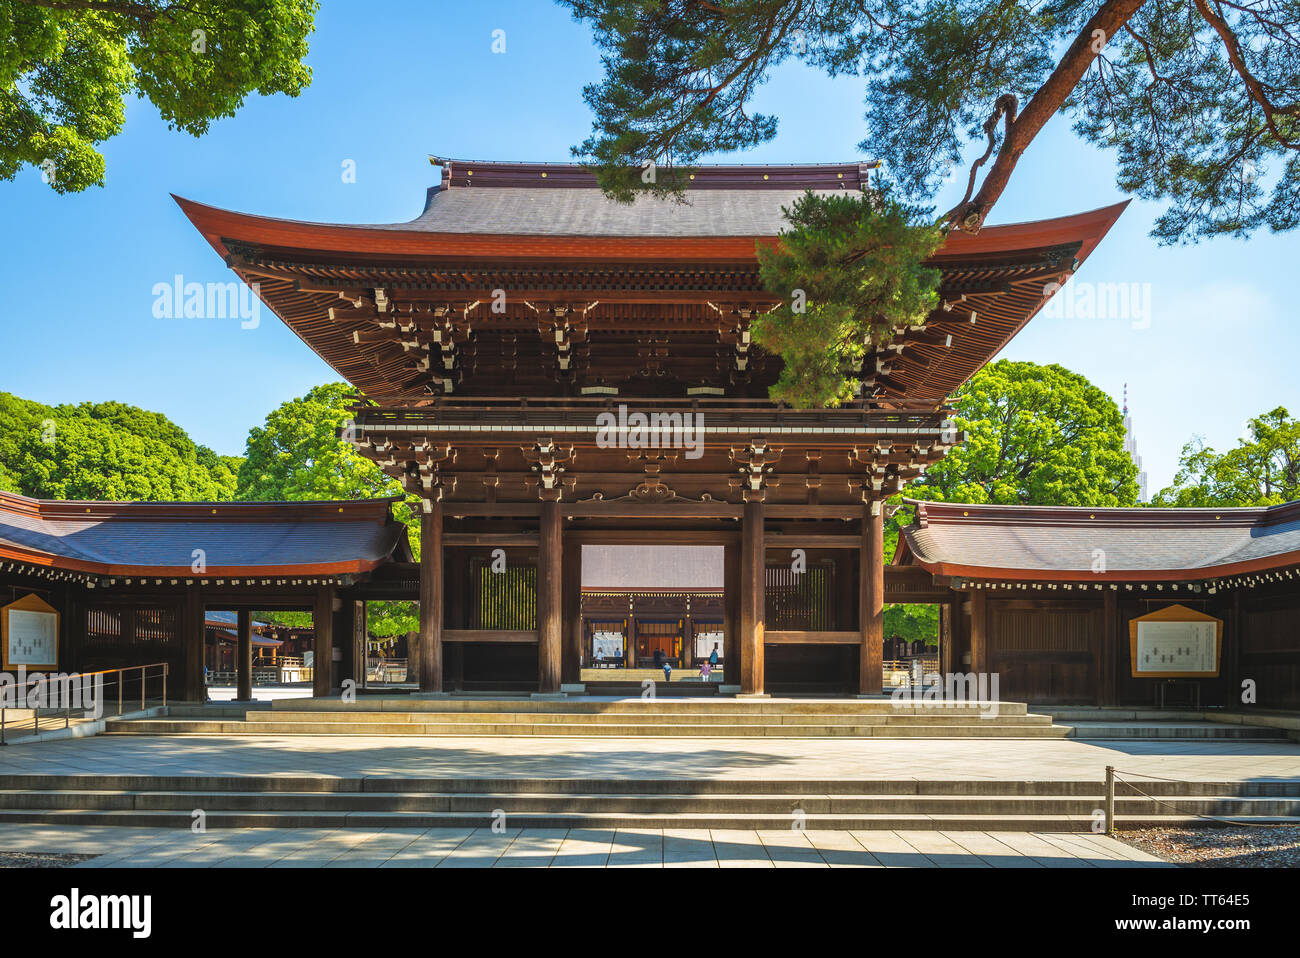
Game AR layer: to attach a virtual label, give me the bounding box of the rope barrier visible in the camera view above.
[1107,766,1298,829]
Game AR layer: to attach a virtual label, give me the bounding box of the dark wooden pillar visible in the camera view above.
[837,552,857,631]
[537,498,563,692]
[858,502,884,694]
[444,544,465,690]
[236,608,253,701]
[740,500,766,694]
[1099,588,1118,706]
[446,546,467,630]
[723,541,740,683]
[969,589,987,676]
[562,539,582,683]
[418,501,444,692]
[939,600,955,678]
[334,599,362,690]
[182,585,205,702]
[312,586,336,696]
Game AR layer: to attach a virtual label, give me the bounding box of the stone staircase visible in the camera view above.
[105,698,1070,738]
[1,774,1297,831]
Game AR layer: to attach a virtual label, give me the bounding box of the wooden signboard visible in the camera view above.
[2,593,61,671]
[1128,603,1221,678]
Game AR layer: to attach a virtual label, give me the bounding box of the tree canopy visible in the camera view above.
[903,359,1141,508]
[1154,405,1299,505]
[0,391,239,500]
[881,359,1139,639]
[753,186,944,407]
[236,382,420,638]
[562,0,1300,243]
[4,0,317,192]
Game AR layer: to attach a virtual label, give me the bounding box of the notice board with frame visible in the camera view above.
[1128,603,1222,678]
[2,593,61,672]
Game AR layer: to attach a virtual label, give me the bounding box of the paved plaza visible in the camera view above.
[0,823,1168,868]
[2,732,1298,782]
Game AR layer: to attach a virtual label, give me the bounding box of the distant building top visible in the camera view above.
[1122,384,1150,502]
[896,498,1300,582]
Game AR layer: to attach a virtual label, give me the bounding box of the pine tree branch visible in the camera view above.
[945,0,1149,234]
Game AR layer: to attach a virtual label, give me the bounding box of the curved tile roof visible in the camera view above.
[897,500,1300,582]
[398,186,852,237]
[0,492,409,577]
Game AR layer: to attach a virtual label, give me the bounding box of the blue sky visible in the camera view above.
[1,0,1294,493]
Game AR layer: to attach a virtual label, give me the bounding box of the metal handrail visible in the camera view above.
[0,662,169,745]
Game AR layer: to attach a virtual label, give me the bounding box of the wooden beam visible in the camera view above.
[859,503,884,694]
[443,533,539,547]
[418,502,443,692]
[766,534,861,548]
[537,499,563,692]
[765,630,860,645]
[443,630,539,644]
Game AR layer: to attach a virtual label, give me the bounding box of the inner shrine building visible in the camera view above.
[175,159,1130,697]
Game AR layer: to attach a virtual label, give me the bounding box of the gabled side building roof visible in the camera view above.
[895,499,1300,588]
[0,491,412,585]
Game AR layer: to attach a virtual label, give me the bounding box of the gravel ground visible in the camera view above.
[1120,825,1300,867]
[0,851,98,868]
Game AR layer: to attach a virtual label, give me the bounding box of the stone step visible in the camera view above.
[4,775,1295,797]
[5,789,1298,817]
[241,709,1055,726]
[1061,722,1289,740]
[265,698,1032,716]
[104,719,1072,738]
[0,806,1293,831]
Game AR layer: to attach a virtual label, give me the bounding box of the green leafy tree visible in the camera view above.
[0,392,52,492]
[237,382,419,639]
[753,186,944,407]
[3,392,238,500]
[1154,406,1300,505]
[905,359,1140,508]
[562,0,1300,242]
[4,0,317,192]
[882,360,1138,638]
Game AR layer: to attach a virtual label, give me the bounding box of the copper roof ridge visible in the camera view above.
[902,496,1300,527]
[429,156,878,170]
[0,489,402,522]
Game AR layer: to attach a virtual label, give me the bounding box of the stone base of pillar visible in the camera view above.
[718,684,742,695]
[559,683,586,694]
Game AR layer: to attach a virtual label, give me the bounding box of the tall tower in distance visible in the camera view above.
[1122,384,1150,503]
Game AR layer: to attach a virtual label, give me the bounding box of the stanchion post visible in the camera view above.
[1105,765,1116,835]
